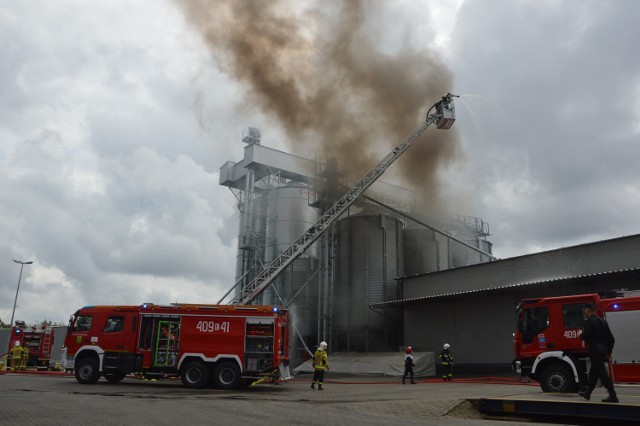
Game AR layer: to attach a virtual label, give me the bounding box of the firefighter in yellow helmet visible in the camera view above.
[20,343,30,370]
[310,341,329,390]
[10,341,22,372]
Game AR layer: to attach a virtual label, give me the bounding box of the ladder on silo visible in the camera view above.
[233,93,459,305]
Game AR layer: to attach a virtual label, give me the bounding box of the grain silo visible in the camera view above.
[403,213,492,275]
[219,134,493,363]
[257,182,321,365]
[333,213,403,352]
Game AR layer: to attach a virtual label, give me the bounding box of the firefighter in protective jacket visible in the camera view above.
[439,343,453,381]
[10,341,22,372]
[20,344,30,370]
[311,341,329,390]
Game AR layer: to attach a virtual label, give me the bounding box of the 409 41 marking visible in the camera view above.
[196,320,230,333]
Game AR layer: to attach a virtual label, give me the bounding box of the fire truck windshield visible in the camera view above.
[72,315,92,332]
[521,306,549,344]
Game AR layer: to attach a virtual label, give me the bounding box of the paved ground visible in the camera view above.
[0,371,607,425]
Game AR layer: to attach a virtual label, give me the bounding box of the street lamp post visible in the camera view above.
[10,260,34,329]
[3,259,33,370]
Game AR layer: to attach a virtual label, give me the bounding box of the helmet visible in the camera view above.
[405,346,412,354]
[319,341,327,350]
[14,341,20,347]
[443,343,450,349]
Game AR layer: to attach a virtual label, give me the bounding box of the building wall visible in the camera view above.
[404,294,516,364]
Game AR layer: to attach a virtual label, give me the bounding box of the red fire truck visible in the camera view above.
[513,292,640,393]
[61,303,290,388]
[7,321,55,370]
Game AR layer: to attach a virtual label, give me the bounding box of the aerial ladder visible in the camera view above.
[230,93,459,305]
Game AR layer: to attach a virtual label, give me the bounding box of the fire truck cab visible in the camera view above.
[61,303,290,389]
[513,292,640,393]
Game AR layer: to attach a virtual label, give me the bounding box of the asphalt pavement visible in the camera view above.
[0,371,623,425]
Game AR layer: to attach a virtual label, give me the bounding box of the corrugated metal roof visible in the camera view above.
[403,233,640,280]
[370,267,640,308]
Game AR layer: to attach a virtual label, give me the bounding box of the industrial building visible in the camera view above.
[375,233,640,368]
[219,127,493,365]
[220,127,640,371]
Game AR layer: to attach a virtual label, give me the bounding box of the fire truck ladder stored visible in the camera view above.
[232,93,459,305]
[41,332,51,357]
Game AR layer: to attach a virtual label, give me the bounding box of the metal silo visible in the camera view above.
[403,213,493,273]
[334,213,403,352]
[450,225,486,268]
[262,182,320,366]
[264,182,319,261]
[404,228,439,275]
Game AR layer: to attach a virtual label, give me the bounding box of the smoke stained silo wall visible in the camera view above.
[334,214,403,352]
[404,220,493,276]
[404,229,439,275]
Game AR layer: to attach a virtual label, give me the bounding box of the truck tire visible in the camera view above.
[539,364,577,393]
[75,358,101,384]
[213,361,241,390]
[181,360,210,389]
[104,373,127,383]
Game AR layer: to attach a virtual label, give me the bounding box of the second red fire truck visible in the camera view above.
[61,303,290,388]
[513,292,640,392]
[7,321,56,369]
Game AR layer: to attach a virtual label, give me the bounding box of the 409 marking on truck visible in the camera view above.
[196,320,230,333]
[563,330,581,339]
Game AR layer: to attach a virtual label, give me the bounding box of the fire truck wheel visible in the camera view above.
[75,358,101,384]
[540,364,577,393]
[213,362,241,390]
[104,373,127,383]
[181,360,210,388]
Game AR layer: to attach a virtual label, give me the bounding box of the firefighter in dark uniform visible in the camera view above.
[579,303,618,403]
[439,343,453,381]
[311,341,329,390]
[402,346,416,384]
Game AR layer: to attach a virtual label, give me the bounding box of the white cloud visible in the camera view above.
[0,0,241,324]
[449,0,640,258]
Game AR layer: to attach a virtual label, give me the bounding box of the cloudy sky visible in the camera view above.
[1,0,639,325]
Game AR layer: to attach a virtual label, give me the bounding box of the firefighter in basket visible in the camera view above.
[439,343,453,381]
[311,341,329,390]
